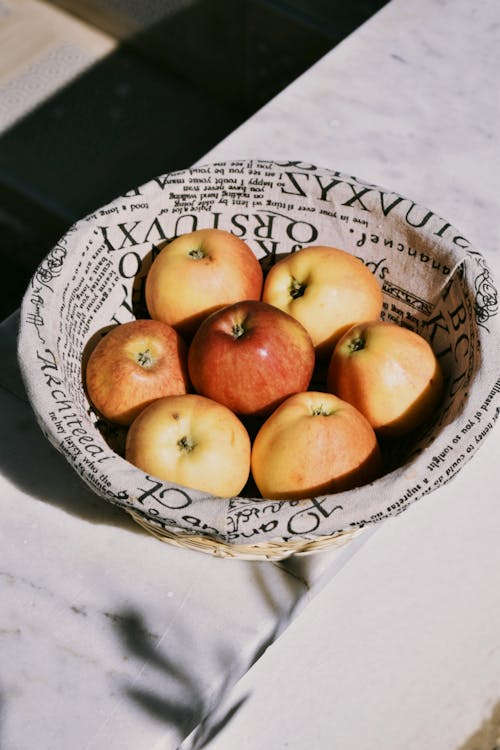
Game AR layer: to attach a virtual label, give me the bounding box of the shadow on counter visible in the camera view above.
[109,558,305,750]
[0,0,389,321]
[110,607,249,745]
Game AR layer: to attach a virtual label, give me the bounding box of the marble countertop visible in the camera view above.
[1,0,499,748]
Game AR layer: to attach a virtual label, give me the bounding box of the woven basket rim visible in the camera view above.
[128,510,363,560]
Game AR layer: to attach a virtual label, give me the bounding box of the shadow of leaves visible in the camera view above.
[185,694,249,750]
[116,609,202,736]
[112,608,250,745]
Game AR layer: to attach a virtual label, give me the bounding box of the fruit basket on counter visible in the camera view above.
[17,159,500,560]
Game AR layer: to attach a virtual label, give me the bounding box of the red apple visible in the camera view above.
[85,319,189,425]
[145,228,263,336]
[262,245,383,358]
[125,393,251,497]
[188,300,316,417]
[327,320,444,438]
[251,391,382,499]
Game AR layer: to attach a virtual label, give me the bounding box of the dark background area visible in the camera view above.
[0,0,389,320]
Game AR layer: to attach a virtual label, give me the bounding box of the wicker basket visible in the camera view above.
[129,511,363,560]
[18,159,500,560]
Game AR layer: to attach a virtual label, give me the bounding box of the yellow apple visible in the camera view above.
[145,228,263,337]
[125,393,251,497]
[250,391,382,499]
[262,245,383,358]
[85,319,189,425]
[327,320,444,438]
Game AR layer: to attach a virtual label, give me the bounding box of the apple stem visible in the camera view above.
[289,276,306,299]
[188,248,206,259]
[349,336,366,352]
[231,322,246,339]
[136,348,154,367]
[311,404,332,416]
[178,435,196,452]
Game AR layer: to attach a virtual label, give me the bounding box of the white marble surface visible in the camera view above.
[1,0,499,749]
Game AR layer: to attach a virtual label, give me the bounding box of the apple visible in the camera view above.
[250,391,382,500]
[85,319,189,425]
[188,300,316,417]
[125,393,251,497]
[145,228,263,337]
[262,245,383,357]
[327,320,444,438]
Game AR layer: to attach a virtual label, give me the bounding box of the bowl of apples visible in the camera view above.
[17,159,500,559]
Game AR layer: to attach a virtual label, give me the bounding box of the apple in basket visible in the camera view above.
[188,300,316,417]
[251,391,382,500]
[85,319,189,425]
[145,228,263,337]
[262,245,383,358]
[327,320,444,438]
[125,393,251,497]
